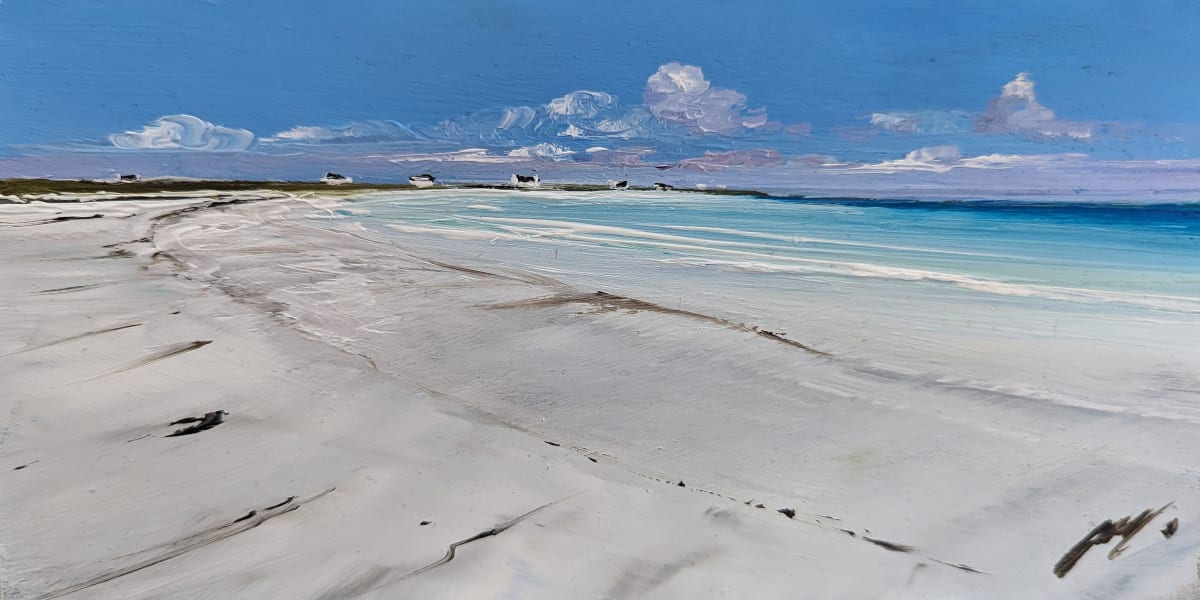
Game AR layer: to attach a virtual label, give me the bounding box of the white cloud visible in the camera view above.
[975,73,1092,141]
[108,114,254,151]
[869,110,973,134]
[559,124,586,138]
[857,145,962,173]
[506,143,575,159]
[958,152,1087,168]
[264,120,420,143]
[547,91,618,118]
[643,63,767,134]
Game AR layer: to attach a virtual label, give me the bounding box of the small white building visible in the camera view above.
[409,174,437,188]
[321,172,352,185]
[510,173,540,188]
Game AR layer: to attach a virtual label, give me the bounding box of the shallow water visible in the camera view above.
[348,190,1200,308]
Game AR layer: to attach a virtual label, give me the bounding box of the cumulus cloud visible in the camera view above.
[545,91,656,140]
[869,110,973,134]
[264,63,773,150]
[108,114,254,151]
[644,63,768,134]
[547,91,618,118]
[975,73,1091,141]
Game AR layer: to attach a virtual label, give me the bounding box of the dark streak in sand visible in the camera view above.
[33,488,335,600]
[89,340,212,380]
[863,536,916,553]
[425,259,516,281]
[1053,502,1174,578]
[33,281,121,295]
[491,291,830,356]
[400,499,558,580]
[4,214,107,227]
[930,558,987,574]
[6,322,142,356]
[102,237,151,248]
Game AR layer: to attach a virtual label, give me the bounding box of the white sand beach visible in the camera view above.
[2,191,1199,600]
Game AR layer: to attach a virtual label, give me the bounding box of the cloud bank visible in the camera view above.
[108,114,254,151]
[853,145,1089,173]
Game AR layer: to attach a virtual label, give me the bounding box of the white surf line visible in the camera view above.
[652,223,1030,260]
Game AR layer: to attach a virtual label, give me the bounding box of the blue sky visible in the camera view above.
[2,0,1200,190]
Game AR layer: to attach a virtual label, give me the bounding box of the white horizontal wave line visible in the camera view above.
[652,224,1027,260]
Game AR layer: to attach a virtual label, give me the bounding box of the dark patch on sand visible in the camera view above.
[1053,502,1174,578]
[1162,518,1179,538]
[231,510,257,524]
[778,507,796,519]
[165,410,227,437]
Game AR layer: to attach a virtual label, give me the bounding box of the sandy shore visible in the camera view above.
[2,192,1197,599]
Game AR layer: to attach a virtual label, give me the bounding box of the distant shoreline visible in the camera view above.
[4,178,1199,208]
[0,177,787,202]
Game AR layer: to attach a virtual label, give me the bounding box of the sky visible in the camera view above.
[2,0,1200,196]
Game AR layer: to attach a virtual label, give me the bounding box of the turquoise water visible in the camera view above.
[347,190,1200,308]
